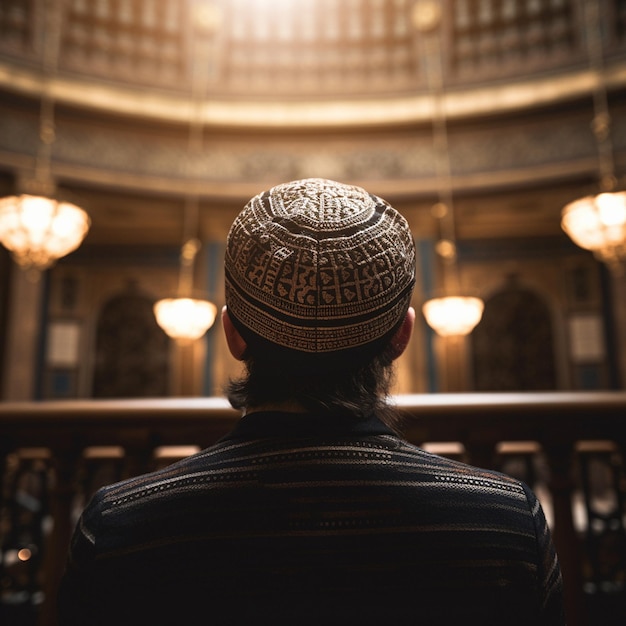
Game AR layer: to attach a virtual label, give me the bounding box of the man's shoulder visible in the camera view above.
[387,436,529,495]
[91,442,233,508]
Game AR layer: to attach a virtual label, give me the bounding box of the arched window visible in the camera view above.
[472,277,556,391]
[92,287,169,398]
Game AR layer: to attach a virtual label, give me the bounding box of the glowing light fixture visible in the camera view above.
[561,191,626,272]
[0,4,89,271]
[0,194,90,270]
[414,2,484,337]
[153,213,217,343]
[422,296,484,338]
[154,297,217,342]
[560,0,625,275]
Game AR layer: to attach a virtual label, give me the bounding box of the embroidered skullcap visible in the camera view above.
[224,178,416,353]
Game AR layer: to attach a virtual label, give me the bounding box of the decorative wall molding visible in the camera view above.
[1,98,623,197]
[2,60,626,127]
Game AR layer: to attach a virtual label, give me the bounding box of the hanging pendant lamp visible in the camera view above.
[422,296,484,338]
[153,236,217,343]
[561,191,626,273]
[0,5,89,271]
[0,193,90,271]
[154,296,217,342]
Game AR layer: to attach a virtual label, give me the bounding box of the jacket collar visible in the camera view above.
[220,410,395,442]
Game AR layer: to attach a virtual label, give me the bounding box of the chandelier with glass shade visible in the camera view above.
[153,229,217,343]
[0,4,90,273]
[0,189,90,272]
[560,0,626,275]
[413,2,484,337]
[422,294,484,338]
[153,6,219,343]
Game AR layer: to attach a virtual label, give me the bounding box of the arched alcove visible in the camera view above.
[472,276,557,391]
[92,285,169,398]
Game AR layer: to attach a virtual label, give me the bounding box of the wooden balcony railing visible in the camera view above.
[1,392,625,626]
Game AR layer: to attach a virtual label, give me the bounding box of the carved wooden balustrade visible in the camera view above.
[1,392,625,626]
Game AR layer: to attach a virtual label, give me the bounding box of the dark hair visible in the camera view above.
[225,312,406,432]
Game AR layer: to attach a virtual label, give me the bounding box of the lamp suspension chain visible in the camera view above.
[425,24,462,293]
[585,0,616,193]
[35,0,61,191]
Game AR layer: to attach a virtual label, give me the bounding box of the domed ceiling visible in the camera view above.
[2,0,625,125]
[0,0,625,244]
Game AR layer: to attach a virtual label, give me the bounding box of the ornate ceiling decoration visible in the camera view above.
[0,0,625,127]
[0,1,624,200]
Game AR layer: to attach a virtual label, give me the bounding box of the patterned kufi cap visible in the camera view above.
[224,178,416,353]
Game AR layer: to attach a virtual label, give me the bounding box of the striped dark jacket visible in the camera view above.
[58,411,564,625]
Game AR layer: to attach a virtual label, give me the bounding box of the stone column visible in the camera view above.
[2,265,45,400]
[610,271,626,388]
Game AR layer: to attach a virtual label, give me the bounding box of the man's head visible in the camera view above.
[223,178,416,422]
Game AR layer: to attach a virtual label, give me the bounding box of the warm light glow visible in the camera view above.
[411,0,442,32]
[154,297,217,342]
[561,191,626,271]
[17,548,32,562]
[0,194,90,270]
[422,296,484,337]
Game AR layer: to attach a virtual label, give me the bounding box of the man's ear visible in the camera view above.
[390,307,415,360]
[222,306,248,361]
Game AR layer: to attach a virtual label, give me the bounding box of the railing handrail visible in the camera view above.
[1,390,625,418]
[1,391,625,626]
